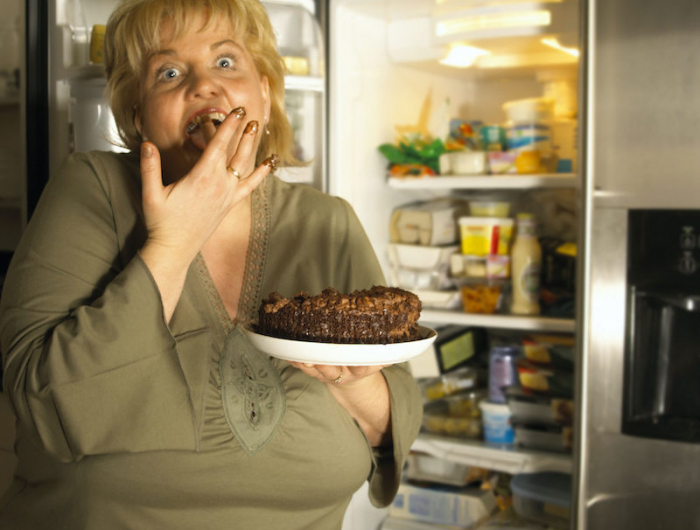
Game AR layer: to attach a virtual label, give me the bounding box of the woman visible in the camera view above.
[0,0,422,528]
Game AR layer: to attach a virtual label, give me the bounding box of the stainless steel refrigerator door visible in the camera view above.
[578,0,700,528]
[587,0,700,209]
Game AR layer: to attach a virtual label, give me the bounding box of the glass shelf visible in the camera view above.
[388,173,577,190]
[419,309,575,333]
[412,433,573,475]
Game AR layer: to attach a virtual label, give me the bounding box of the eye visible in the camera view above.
[216,56,235,69]
[158,67,180,81]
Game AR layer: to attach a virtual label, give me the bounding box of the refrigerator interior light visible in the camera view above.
[435,9,551,37]
[439,43,491,67]
[541,37,579,57]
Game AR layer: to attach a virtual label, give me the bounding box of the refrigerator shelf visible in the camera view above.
[284,75,324,92]
[388,174,577,190]
[419,310,575,333]
[412,433,572,475]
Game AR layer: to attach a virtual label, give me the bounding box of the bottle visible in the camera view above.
[510,213,542,315]
[488,345,518,404]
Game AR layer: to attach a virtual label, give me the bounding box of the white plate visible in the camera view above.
[243,326,437,366]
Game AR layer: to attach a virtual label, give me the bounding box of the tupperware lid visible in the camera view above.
[510,472,571,507]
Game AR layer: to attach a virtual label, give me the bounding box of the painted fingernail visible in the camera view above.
[230,106,246,119]
[200,114,211,124]
[263,154,279,170]
[244,120,259,135]
[141,142,153,158]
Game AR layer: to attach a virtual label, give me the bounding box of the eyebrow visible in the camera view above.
[151,39,243,59]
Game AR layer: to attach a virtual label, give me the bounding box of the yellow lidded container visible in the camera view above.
[458,216,514,256]
[90,25,106,64]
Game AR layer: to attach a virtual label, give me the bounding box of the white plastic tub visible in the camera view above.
[479,401,514,445]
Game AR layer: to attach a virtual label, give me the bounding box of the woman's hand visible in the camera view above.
[289,362,393,447]
[138,108,276,321]
[288,362,388,386]
[140,110,270,265]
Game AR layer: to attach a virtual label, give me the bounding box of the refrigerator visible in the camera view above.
[328,0,700,529]
[4,0,700,528]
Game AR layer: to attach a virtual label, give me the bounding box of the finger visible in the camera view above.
[226,120,259,177]
[199,109,247,166]
[200,115,217,144]
[233,154,278,196]
[140,141,163,203]
[314,364,343,381]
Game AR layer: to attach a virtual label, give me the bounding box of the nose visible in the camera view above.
[187,66,219,99]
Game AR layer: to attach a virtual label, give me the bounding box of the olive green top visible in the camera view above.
[0,151,423,529]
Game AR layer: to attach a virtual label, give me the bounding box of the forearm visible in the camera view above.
[327,371,392,447]
[138,240,195,322]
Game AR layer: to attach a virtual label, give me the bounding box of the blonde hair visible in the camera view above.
[104,0,297,166]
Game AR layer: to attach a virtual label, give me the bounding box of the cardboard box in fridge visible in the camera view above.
[389,199,469,246]
[389,482,497,528]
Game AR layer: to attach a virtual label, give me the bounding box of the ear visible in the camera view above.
[260,76,271,125]
[133,104,143,137]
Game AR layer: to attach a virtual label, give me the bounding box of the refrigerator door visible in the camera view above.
[578,0,700,528]
[38,0,327,192]
[265,0,327,190]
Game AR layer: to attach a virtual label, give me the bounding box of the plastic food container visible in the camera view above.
[422,391,486,439]
[413,289,462,309]
[480,401,514,444]
[451,254,487,278]
[458,217,514,256]
[506,124,553,157]
[510,472,571,529]
[487,151,518,174]
[502,97,555,123]
[505,387,574,426]
[451,254,511,280]
[460,279,506,314]
[515,358,574,398]
[440,151,487,175]
[469,201,511,218]
[513,422,573,453]
[404,453,475,487]
[480,125,507,152]
[391,267,453,291]
[419,367,483,402]
[521,335,575,370]
[387,243,460,271]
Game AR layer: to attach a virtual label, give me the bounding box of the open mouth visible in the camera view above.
[185,111,227,150]
[186,111,227,135]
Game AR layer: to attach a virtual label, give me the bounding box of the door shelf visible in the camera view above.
[388,174,577,190]
[284,75,324,92]
[412,433,573,475]
[419,309,575,333]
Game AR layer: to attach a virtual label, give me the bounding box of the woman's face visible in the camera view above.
[135,13,270,181]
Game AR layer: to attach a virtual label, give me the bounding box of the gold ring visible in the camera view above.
[333,371,343,384]
[227,167,241,179]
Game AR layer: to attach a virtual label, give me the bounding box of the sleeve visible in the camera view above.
[367,364,423,508]
[329,198,424,507]
[0,154,196,462]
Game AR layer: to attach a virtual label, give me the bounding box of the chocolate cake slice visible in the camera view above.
[256,286,422,344]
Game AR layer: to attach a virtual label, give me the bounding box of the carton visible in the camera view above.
[390,199,468,246]
[389,482,497,527]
